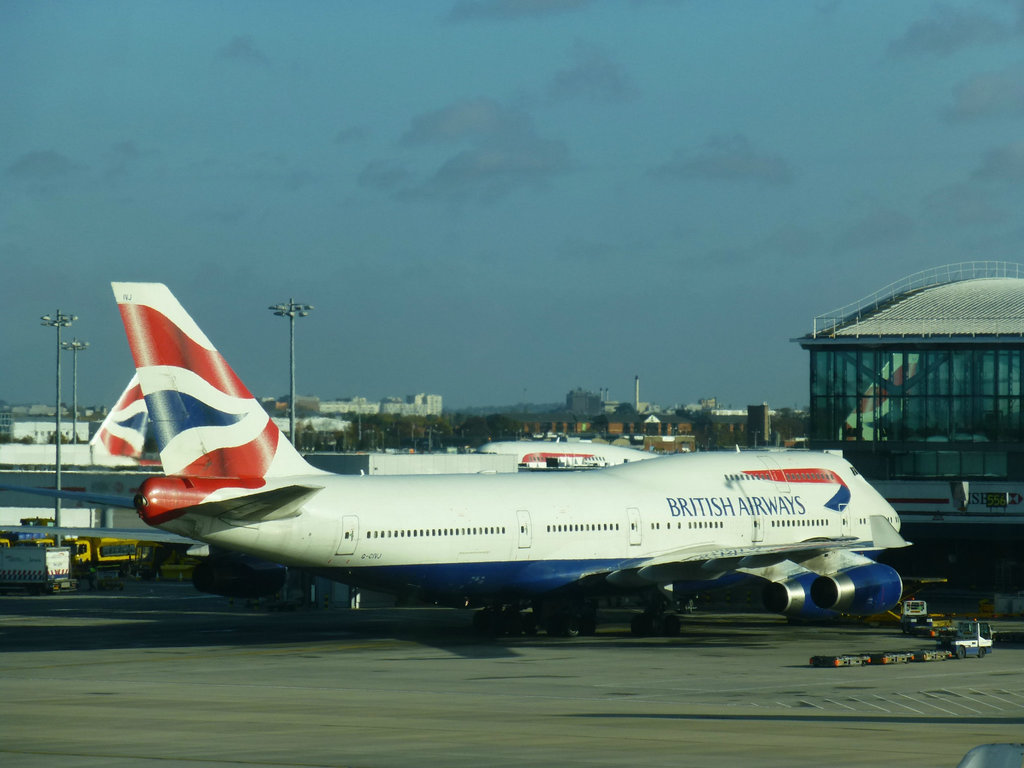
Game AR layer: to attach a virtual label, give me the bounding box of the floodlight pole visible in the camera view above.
[41,310,76,540]
[269,299,313,446]
[61,338,89,445]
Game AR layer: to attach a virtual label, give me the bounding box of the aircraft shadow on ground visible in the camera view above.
[0,586,794,658]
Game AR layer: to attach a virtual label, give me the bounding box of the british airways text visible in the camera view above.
[666,495,807,517]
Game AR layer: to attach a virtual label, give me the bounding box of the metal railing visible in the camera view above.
[811,261,1024,338]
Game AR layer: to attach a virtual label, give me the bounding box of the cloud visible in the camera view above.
[335,126,368,144]
[547,41,638,104]
[833,209,914,253]
[888,4,1010,57]
[944,65,1024,121]
[103,140,150,181]
[760,225,822,259]
[447,0,594,22]
[649,135,793,185]
[423,138,568,196]
[397,98,570,201]
[218,35,269,65]
[401,98,529,145]
[972,141,1024,181]
[358,160,413,191]
[6,150,80,180]
[925,182,1008,226]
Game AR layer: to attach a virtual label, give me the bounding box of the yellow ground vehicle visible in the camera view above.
[67,537,142,589]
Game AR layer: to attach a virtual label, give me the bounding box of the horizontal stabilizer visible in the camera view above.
[0,483,136,509]
[183,484,323,523]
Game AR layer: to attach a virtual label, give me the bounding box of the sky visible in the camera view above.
[3,1,1024,413]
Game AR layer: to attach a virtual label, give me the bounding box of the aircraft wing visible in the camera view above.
[608,515,909,586]
[0,482,137,509]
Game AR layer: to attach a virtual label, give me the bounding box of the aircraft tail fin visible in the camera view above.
[111,282,318,479]
[90,374,149,460]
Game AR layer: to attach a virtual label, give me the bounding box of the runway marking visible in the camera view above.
[934,689,990,713]
[970,689,1014,709]
[849,696,889,713]
[890,693,926,714]
[821,698,856,711]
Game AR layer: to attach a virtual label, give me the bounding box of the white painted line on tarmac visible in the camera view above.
[849,696,889,713]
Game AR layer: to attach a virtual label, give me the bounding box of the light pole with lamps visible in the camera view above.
[61,338,89,445]
[268,299,313,446]
[41,310,76,539]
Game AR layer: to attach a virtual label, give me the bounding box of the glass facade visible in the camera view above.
[809,346,1024,479]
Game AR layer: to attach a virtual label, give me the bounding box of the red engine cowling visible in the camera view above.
[134,476,264,525]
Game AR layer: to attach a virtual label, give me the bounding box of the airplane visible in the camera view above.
[89,374,155,465]
[34,281,914,636]
[107,281,911,635]
[478,439,659,470]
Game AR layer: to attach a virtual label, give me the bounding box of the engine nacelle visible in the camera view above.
[810,563,902,615]
[762,572,838,620]
[192,555,286,599]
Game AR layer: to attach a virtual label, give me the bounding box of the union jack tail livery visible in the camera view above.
[112,282,316,479]
[90,374,149,460]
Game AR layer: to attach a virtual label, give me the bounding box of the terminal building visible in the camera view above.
[797,262,1024,590]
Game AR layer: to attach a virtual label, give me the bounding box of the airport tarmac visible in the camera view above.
[2,581,1023,768]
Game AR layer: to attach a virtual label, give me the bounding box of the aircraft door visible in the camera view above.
[516,509,532,549]
[336,515,359,556]
[627,507,642,546]
[751,515,764,543]
[757,457,791,493]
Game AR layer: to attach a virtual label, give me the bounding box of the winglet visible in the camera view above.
[870,515,911,549]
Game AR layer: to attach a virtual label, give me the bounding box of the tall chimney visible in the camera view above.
[634,375,640,412]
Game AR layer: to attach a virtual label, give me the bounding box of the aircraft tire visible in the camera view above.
[472,609,493,634]
[547,615,580,638]
[661,614,681,637]
[631,613,653,637]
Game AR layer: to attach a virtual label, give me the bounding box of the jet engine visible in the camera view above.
[192,555,286,599]
[761,572,838,620]
[809,563,902,615]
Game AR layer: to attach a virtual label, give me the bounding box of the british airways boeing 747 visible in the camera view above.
[103,282,909,636]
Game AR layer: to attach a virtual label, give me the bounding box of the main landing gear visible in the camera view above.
[629,611,681,637]
[629,593,683,637]
[472,600,598,638]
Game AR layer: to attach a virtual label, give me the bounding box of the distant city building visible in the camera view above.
[566,388,603,415]
[321,397,381,415]
[380,394,443,417]
[323,393,442,417]
[747,403,771,447]
[10,420,89,444]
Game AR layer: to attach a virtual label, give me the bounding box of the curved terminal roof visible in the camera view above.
[805,262,1024,341]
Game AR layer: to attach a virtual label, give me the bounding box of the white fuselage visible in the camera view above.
[158,451,899,601]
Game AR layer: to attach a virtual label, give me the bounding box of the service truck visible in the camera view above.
[900,599,953,636]
[937,619,994,659]
[0,546,76,594]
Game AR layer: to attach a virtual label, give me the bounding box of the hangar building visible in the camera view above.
[797,262,1024,590]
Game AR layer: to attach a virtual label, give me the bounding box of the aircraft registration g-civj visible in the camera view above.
[113,281,910,636]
